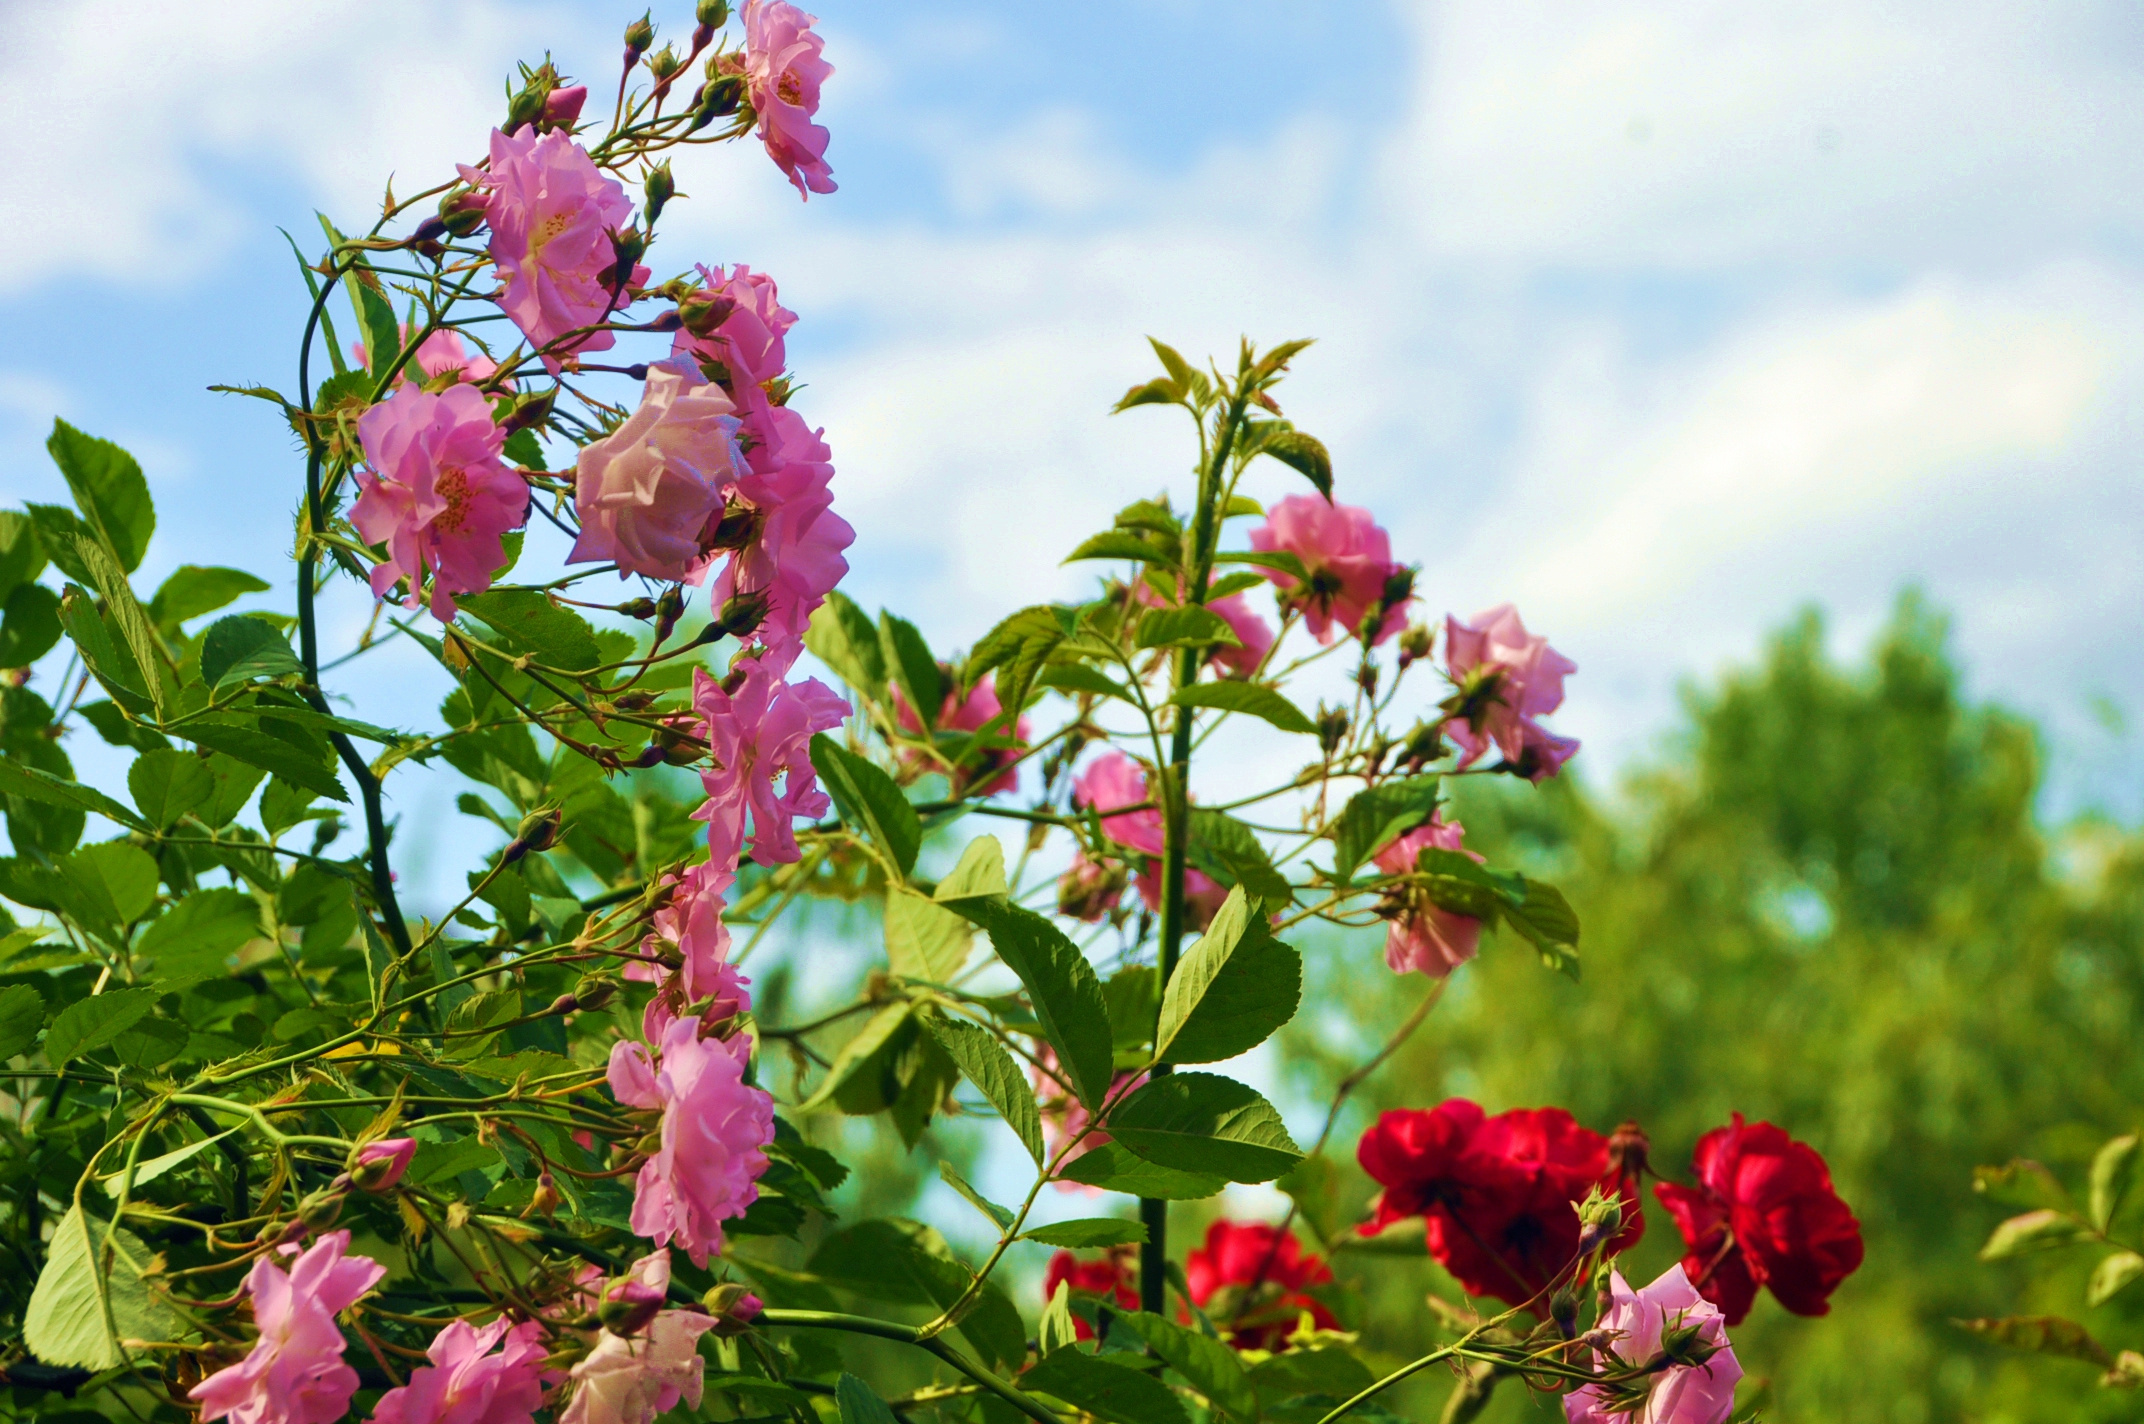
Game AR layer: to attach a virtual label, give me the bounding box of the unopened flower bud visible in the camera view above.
[1572,1189,1623,1257]
[646,309,683,333]
[1397,623,1434,670]
[1656,1320,1720,1369]
[411,216,449,245]
[1606,1121,1650,1184]
[609,226,648,290]
[704,1282,763,1335]
[505,82,548,134]
[572,975,618,1012]
[653,721,703,767]
[599,1280,665,1337]
[696,0,730,27]
[1316,704,1350,757]
[717,589,769,638]
[649,43,683,82]
[530,1172,564,1220]
[1380,565,1417,612]
[612,690,657,712]
[542,85,588,131]
[438,187,489,239]
[623,12,656,62]
[498,387,555,437]
[679,288,738,338]
[643,163,677,225]
[1355,661,1380,698]
[701,497,758,550]
[1550,1288,1579,1340]
[618,597,659,620]
[349,1137,417,1192]
[655,585,687,641]
[689,74,745,131]
[502,807,562,865]
[297,1189,345,1232]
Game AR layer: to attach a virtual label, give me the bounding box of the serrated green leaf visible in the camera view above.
[48,420,154,573]
[1113,377,1183,414]
[99,1128,239,1198]
[180,721,348,804]
[1329,777,1441,885]
[0,511,47,604]
[199,615,303,691]
[23,1204,178,1370]
[804,591,886,698]
[837,1373,900,1424]
[0,583,62,667]
[878,612,942,728]
[939,1159,1014,1229]
[458,589,601,671]
[148,566,269,628]
[968,604,1067,720]
[1106,1072,1302,1183]
[45,987,160,1066]
[1027,1346,1189,1424]
[1123,1310,1258,1422]
[935,835,1008,902]
[56,841,160,936]
[73,537,167,719]
[886,892,972,983]
[1213,549,1308,582]
[0,982,45,1058]
[1169,681,1315,734]
[128,749,214,829]
[1187,809,1292,909]
[946,896,1114,1110]
[810,1220,1025,1370]
[2091,1135,2139,1231]
[1022,1218,1148,1248]
[1259,428,1333,499]
[811,734,921,876]
[1136,605,1240,651]
[798,1003,913,1114]
[923,1014,1044,1166]
[0,757,149,833]
[1979,1208,2088,1260]
[1157,885,1302,1065]
[1057,1141,1226,1199]
[2090,1250,2144,1307]
[1037,663,1134,703]
[58,584,150,714]
[1066,530,1180,567]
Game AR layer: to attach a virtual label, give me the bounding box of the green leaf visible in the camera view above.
[1277,1154,1345,1249]
[45,987,160,1066]
[837,1373,900,1424]
[878,613,942,727]
[810,1220,1026,1370]
[0,510,47,603]
[459,589,602,671]
[1187,809,1292,909]
[886,892,972,983]
[1980,1208,2088,1260]
[1057,1141,1226,1199]
[811,734,921,876]
[968,605,1068,720]
[1037,663,1134,703]
[200,615,303,690]
[923,1014,1044,1166]
[48,420,154,573]
[1499,876,1581,980]
[149,566,269,628]
[2090,1250,2144,1307]
[100,1129,240,1198]
[1022,1218,1147,1249]
[798,1003,914,1113]
[1258,428,1333,499]
[1040,1281,1080,1357]
[1412,846,1527,918]
[1247,1348,1375,1406]
[1975,1159,2075,1212]
[1156,885,1303,1065]
[1955,1315,2111,1368]
[939,1159,1014,1229]
[1106,1072,1303,1183]
[110,1016,188,1069]
[0,583,62,667]
[1136,606,1240,651]
[73,537,167,719]
[1027,1346,1190,1424]
[1329,777,1441,884]
[1066,530,1180,568]
[804,591,886,698]
[0,757,150,833]
[1113,377,1184,414]
[1123,1310,1258,1422]
[1149,337,1198,390]
[935,835,1008,902]
[23,1203,180,1370]
[56,841,160,936]
[58,584,150,713]
[502,429,546,471]
[181,721,348,803]
[946,896,1114,1109]
[1169,681,1314,734]
[1213,549,1308,582]
[128,748,214,829]
[353,275,403,382]
[0,982,45,1058]
[2092,1135,2139,1231]
[1104,965,1160,1064]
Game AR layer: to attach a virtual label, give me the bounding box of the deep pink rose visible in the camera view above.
[671,264,796,397]
[352,1137,416,1192]
[560,1251,717,1424]
[1372,813,1484,978]
[1565,1265,1741,1424]
[607,1020,775,1269]
[710,404,853,668]
[1442,604,1580,780]
[1249,495,1411,645]
[892,676,1032,798]
[568,361,743,584]
[191,1231,387,1424]
[369,1317,547,1424]
[629,860,753,1041]
[1206,592,1276,677]
[462,128,645,371]
[543,85,588,130]
[350,383,529,621]
[690,659,848,870]
[353,327,510,390]
[742,2,836,198]
[1070,753,1227,928]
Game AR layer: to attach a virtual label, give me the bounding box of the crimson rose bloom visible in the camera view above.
[1653,1114,1863,1325]
[1043,1248,1138,1339]
[1357,1100,1643,1309]
[1184,1220,1337,1351]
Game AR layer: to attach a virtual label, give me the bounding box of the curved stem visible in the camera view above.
[758,1310,1063,1424]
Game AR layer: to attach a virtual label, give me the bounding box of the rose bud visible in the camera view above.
[501,808,562,865]
[350,1137,418,1192]
[623,12,655,63]
[542,84,588,132]
[643,162,677,225]
[1397,623,1434,670]
[438,187,489,239]
[598,1279,666,1337]
[297,1189,345,1231]
[689,74,745,132]
[498,387,555,437]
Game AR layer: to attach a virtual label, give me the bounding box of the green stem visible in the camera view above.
[758,1310,1063,1424]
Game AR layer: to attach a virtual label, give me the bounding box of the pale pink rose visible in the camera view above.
[354,327,510,389]
[351,383,529,621]
[1070,753,1227,928]
[628,860,752,1041]
[689,659,848,870]
[191,1231,387,1424]
[1442,604,1579,779]
[462,128,646,372]
[353,1137,417,1191]
[607,1018,774,1267]
[568,361,743,584]
[710,404,853,669]
[742,2,836,198]
[671,264,796,395]
[891,676,1032,798]
[561,1252,717,1424]
[369,1317,547,1424]
[1206,592,1276,678]
[1249,494,1411,646]
[1372,814,1485,979]
[1565,1265,1741,1424]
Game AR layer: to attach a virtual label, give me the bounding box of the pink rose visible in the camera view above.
[351,383,529,621]
[1056,852,1126,923]
[1249,495,1411,646]
[568,361,743,584]
[629,860,753,1041]
[607,1020,775,1269]
[369,1317,548,1424]
[560,1252,717,1424]
[891,676,1032,798]
[353,326,510,390]
[1206,591,1276,678]
[462,128,645,372]
[1442,604,1580,781]
[689,659,849,871]
[544,85,588,131]
[710,404,853,669]
[671,263,796,397]
[1372,813,1484,979]
[352,1137,416,1192]
[1565,1265,1741,1424]
[742,2,836,198]
[1070,753,1228,928]
[190,1231,387,1424]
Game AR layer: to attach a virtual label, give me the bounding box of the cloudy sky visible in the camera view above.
[3,0,2140,861]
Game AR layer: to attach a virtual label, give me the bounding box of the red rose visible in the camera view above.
[1356,1100,1643,1309]
[1654,1114,1864,1325]
[1184,1220,1337,1350]
[1043,1247,1138,1339]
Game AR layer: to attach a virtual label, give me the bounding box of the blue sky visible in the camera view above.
[3,0,2141,879]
